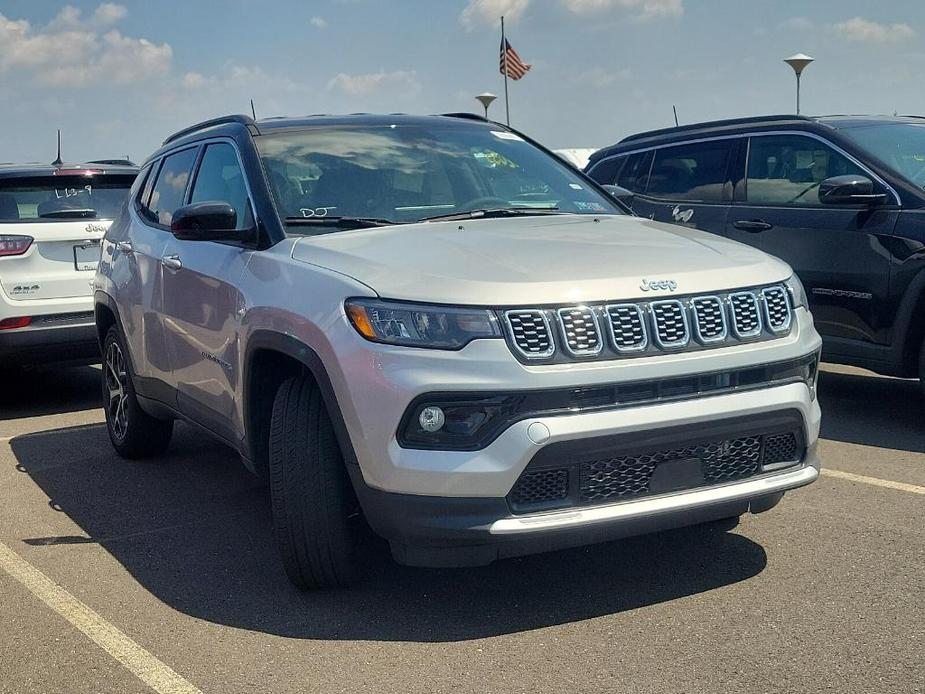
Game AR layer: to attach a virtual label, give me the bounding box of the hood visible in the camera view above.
[290,214,792,305]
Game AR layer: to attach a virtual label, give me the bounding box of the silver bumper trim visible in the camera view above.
[489,464,818,535]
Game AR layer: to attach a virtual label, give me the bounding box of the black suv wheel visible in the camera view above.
[268,375,357,589]
[102,327,173,458]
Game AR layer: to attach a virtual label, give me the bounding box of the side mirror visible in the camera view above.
[170,201,248,241]
[819,175,887,206]
[602,184,635,208]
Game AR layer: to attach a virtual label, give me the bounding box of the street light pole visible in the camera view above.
[784,54,814,115]
[475,92,497,119]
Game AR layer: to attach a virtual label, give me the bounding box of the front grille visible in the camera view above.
[505,310,554,358]
[557,306,602,356]
[651,300,689,348]
[508,469,569,510]
[501,283,792,364]
[762,286,792,333]
[508,428,803,513]
[763,432,798,466]
[605,304,647,352]
[691,296,727,343]
[730,292,762,338]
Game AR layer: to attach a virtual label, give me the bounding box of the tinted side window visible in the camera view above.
[189,143,253,229]
[146,148,197,226]
[617,151,651,192]
[587,155,625,185]
[746,135,866,206]
[645,140,733,201]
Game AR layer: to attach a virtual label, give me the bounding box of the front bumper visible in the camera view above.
[327,306,822,567]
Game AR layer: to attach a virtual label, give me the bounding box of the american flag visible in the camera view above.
[500,38,531,80]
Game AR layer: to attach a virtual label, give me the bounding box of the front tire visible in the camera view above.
[268,375,357,589]
[102,327,173,458]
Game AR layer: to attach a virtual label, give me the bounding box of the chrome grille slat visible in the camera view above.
[557,306,603,356]
[650,300,689,348]
[605,303,648,352]
[691,296,727,343]
[505,309,555,358]
[761,286,792,333]
[729,291,762,338]
[502,283,792,362]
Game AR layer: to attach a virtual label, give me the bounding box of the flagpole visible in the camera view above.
[501,15,510,125]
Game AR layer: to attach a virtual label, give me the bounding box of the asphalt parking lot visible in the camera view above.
[1,364,923,694]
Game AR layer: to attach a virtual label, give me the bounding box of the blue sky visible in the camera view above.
[1,0,924,164]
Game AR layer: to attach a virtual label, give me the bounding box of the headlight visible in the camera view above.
[345,299,502,349]
[786,274,808,308]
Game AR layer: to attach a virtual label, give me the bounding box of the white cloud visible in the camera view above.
[561,0,682,20]
[181,71,206,89]
[0,5,170,86]
[782,16,814,31]
[326,69,421,96]
[832,17,915,44]
[94,3,128,25]
[576,66,632,87]
[460,0,530,29]
[309,16,328,29]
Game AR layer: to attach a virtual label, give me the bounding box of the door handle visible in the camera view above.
[116,241,133,254]
[733,220,774,232]
[161,254,182,271]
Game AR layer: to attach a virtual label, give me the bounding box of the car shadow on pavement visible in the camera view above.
[817,369,924,453]
[11,422,768,643]
[0,365,102,421]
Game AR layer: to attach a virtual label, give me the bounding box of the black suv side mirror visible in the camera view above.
[819,175,887,206]
[170,201,249,241]
[602,184,635,208]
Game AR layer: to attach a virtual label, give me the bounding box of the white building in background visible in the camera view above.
[553,148,598,170]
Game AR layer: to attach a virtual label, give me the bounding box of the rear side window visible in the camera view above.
[189,143,253,229]
[145,148,197,226]
[644,140,733,201]
[616,151,651,192]
[587,155,625,185]
[0,173,136,222]
[746,135,866,206]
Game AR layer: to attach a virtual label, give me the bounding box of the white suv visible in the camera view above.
[95,114,822,589]
[0,162,137,366]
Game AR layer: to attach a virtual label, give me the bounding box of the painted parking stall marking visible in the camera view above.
[821,468,925,495]
[0,541,202,694]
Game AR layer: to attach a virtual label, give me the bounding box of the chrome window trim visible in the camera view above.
[504,309,556,359]
[591,129,901,207]
[691,295,728,344]
[604,303,649,353]
[649,299,690,349]
[761,286,793,334]
[729,291,763,338]
[556,306,604,357]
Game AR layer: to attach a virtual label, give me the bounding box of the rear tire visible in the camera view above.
[268,375,357,589]
[101,327,173,459]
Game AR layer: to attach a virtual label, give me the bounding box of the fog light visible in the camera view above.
[418,406,446,432]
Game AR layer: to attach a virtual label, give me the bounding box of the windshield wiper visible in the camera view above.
[419,207,562,223]
[284,216,395,230]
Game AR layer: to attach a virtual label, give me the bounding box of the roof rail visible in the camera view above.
[620,114,815,144]
[162,114,257,146]
[440,112,490,122]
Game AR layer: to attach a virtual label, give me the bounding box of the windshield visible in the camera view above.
[255,122,621,232]
[839,123,925,189]
[0,174,136,222]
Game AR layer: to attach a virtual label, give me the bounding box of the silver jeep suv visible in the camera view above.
[95,113,822,588]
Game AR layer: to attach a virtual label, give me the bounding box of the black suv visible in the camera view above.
[586,115,925,385]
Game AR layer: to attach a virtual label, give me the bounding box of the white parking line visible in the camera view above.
[0,541,202,694]
[821,468,925,495]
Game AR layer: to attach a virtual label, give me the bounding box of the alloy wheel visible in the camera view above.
[105,340,129,441]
